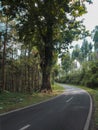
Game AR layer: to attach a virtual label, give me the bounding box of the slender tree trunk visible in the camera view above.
[2,16,8,91]
[0,42,2,92]
[27,45,31,93]
[2,39,7,90]
[31,67,34,91]
[24,49,27,92]
[2,40,6,90]
[11,49,14,92]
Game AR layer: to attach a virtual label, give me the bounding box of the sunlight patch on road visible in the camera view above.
[64,89,85,95]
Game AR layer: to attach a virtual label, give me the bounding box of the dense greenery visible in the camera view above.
[58,61,98,88]
[57,27,98,89]
[0,0,90,92]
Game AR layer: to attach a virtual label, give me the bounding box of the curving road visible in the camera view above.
[0,84,92,130]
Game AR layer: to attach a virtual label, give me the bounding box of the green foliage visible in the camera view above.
[84,61,98,88]
[58,61,98,89]
[52,84,64,91]
[72,39,93,63]
[57,70,83,85]
[61,52,72,74]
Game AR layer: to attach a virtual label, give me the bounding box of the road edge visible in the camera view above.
[83,91,93,130]
[0,92,65,117]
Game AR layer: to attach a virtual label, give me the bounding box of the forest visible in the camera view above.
[0,0,95,93]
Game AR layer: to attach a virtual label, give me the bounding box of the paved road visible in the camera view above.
[0,84,92,130]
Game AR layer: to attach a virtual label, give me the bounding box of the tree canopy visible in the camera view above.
[0,0,90,91]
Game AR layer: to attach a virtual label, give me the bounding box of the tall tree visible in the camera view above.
[81,39,89,61]
[93,26,98,59]
[72,44,80,61]
[1,0,90,91]
[61,52,72,74]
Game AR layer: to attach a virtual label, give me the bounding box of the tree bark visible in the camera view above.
[41,68,52,92]
[40,46,53,92]
[39,19,53,91]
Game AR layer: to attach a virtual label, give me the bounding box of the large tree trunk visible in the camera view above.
[40,46,53,92]
[39,20,54,92]
[41,67,52,92]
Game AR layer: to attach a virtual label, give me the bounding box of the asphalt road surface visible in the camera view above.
[0,84,92,130]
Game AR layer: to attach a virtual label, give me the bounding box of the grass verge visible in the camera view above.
[0,84,64,114]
